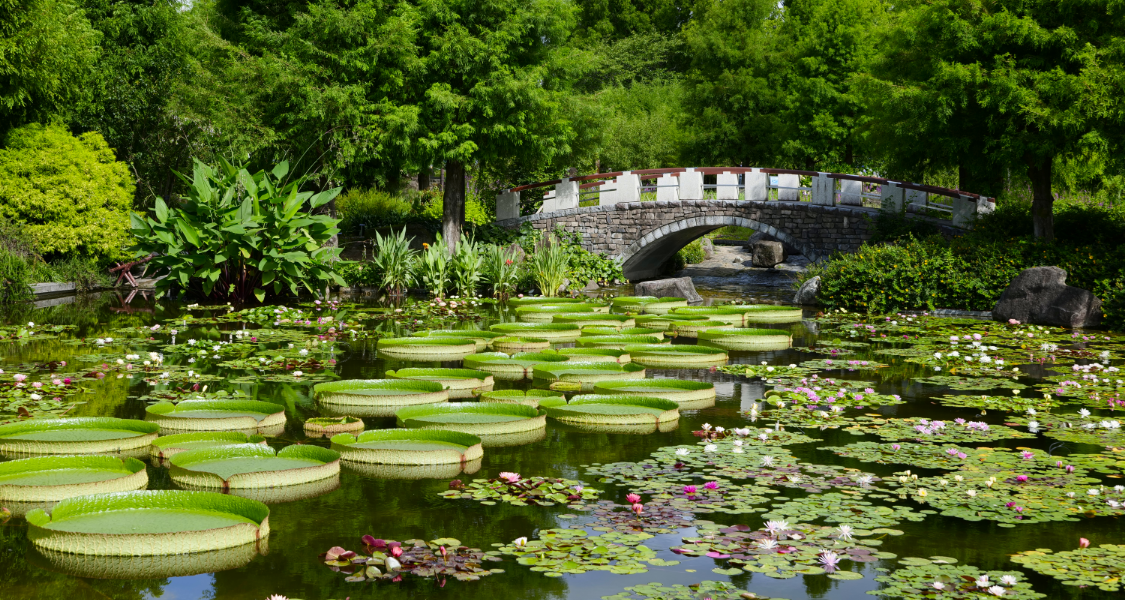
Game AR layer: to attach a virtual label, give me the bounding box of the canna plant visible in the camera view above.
[529,234,569,297]
[417,234,451,298]
[483,244,521,301]
[450,235,483,298]
[129,158,343,302]
[372,227,416,296]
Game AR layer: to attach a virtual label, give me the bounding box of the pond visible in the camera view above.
[1,290,1123,600]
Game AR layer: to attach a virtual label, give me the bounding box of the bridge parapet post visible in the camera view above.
[679,168,704,200]
[839,178,863,206]
[656,173,679,202]
[811,172,835,205]
[952,194,994,227]
[745,168,768,201]
[777,173,800,201]
[716,171,740,200]
[497,189,520,220]
[880,182,904,211]
[615,171,641,204]
[553,178,579,211]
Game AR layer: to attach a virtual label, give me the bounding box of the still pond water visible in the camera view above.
[1,289,1122,600]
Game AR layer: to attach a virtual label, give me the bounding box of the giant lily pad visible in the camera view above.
[552,313,636,329]
[622,344,728,368]
[462,351,568,380]
[670,306,756,325]
[491,336,551,353]
[611,296,688,314]
[593,379,716,408]
[516,304,607,323]
[0,418,160,455]
[557,348,632,363]
[169,443,340,489]
[28,537,266,579]
[633,314,714,333]
[739,306,804,324]
[581,327,665,339]
[479,389,564,408]
[151,432,268,460]
[533,362,646,391]
[576,334,667,349]
[386,368,494,399]
[145,400,287,433]
[395,403,547,438]
[411,329,502,351]
[304,416,364,438]
[376,337,477,360]
[0,455,148,505]
[314,379,448,417]
[508,296,585,307]
[539,395,680,426]
[489,323,581,342]
[697,328,792,351]
[331,429,483,465]
[26,490,270,555]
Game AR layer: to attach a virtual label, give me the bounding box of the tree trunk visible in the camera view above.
[418,168,430,191]
[1026,156,1054,241]
[443,159,466,253]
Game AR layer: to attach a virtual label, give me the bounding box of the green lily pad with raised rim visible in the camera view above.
[532,362,646,391]
[516,304,609,323]
[151,432,268,460]
[0,418,160,455]
[304,416,364,438]
[462,351,569,380]
[670,306,756,325]
[697,328,792,351]
[739,306,804,324]
[557,348,632,363]
[28,537,266,579]
[611,296,689,315]
[395,403,547,437]
[508,296,585,307]
[376,337,478,360]
[0,455,148,503]
[479,389,565,408]
[491,336,551,353]
[634,314,713,332]
[146,400,287,433]
[26,490,270,556]
[581,326,665,339]
[553,313,637,329]
[169,443,340,489]
[314,379,448,417]
[539,395,679,426]
[385,368,494,399]
[411,330,503,352]
[489,323,581,342]
[622,344,729,368]
[593,379,716,408]
[576,335,668,349]
[331,429,484,465]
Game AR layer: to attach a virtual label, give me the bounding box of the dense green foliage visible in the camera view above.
[0,123,133,259]
[129,159,344,301]
[806,201,1125,329]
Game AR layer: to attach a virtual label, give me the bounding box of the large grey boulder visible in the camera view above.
[751,241,785,268]
[634,277,703,304]
[700,237,715,260]
[992,267,1102,328]
[793,276,820,306]
[748,231,801,256]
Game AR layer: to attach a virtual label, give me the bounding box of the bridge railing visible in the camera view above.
[496,167,995,228]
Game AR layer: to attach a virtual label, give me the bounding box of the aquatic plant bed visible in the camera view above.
[26,490,270,555]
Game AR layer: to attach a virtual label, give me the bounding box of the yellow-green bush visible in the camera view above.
[0,123,134,259]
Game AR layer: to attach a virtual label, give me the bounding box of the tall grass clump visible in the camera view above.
[451,235,483,298]
[483,244,521,301]
[529,235,570,297]
[418,233,450,298]
[372,227,416,295]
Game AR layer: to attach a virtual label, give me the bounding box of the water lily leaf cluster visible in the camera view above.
[760,493,931,528]
[602,580,783,600]
[935,393,1060,412]
[869,562,1044,599]
[440,476,600,507]
[844,417,1036,443]
[914,375,1027,391]
[322,536,501,583]
[1010,543,1125,592]
[495,528,672,576]
[1009,413,1124,446]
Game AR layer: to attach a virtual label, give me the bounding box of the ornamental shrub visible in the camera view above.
[0,123,134,259]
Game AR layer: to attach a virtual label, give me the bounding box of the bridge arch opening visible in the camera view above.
[619,215,815,281]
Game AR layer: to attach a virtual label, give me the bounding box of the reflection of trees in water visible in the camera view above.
[0,526,168,600]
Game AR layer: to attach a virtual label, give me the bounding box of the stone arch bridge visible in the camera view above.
[494,167,993,280]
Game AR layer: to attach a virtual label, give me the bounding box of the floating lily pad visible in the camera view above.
[532,362,646,391]
[844,416,1036,443]
[314,379,448,417]
[169,443,340,489]
[935,393,1061,412]
[621,344,728,368]
[331,429,483,465]
[385,368,494,399]
[697,328,792,351]
[1009,413,1125,446]
[0,418,160,455]
[151,432,268,460]
[376,337,478,360]
[601,580,771,600]
[611,296,689,314]
[26,490,270,555]
[915,375,1028,390]
[491,336,551,353]
[462,351,569,380]
[577,335,668,349]
[540,395,680,426]
[321,536,502,583]
[760,493,929,528]
[557,348,632,363]
[497,528,667,575]
[0,455,148,504]
[304,416,364,438]
[870,562,1044,599]
[479,389,564,408]
[489,323,582,342]
[411,329,502,351]
[395,403,547,440]
[146,399,287,433]
[553,313,637,329]
[516,303,607,323]
[593,379,716,408]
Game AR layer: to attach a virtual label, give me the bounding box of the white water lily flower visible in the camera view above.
[384,556,401,571]
[836,525,854,541]
[1001,575,1018,586]
[988,586,1006,597]
[976,575,990,588]
[967,490,977,497]
[1079,408,1092,417]
[513,537,527,548]
[756,538,778,550]
[760,456,774,467]
[704,444,717,453]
